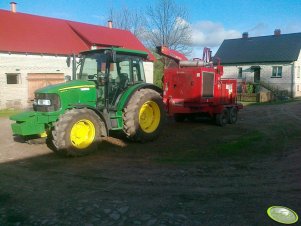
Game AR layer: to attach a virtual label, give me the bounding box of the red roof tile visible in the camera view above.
[0,10,88,55]
[0,10,154,61]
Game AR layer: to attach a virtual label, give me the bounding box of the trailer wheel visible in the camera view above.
[51,108,106,157]
[228,107,238,124]
[123,89,165,142]
[215,109,228,127]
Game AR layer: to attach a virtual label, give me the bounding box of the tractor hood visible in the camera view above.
[35,80,96,94]
[34,80,97,112]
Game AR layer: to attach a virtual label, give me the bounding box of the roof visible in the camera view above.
[0,9,155,61]
[156,46,188,62]
[81,47,148,58]
[214,32,301,64]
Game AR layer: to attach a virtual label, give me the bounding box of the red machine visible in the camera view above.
[157,46,243,126]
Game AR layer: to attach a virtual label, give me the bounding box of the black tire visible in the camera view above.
[174,114,186,122]
[27,137,46,144]
[228,107,238,124]
[50,108,107,157]
[123,89,165,142]
[215,109,228,127]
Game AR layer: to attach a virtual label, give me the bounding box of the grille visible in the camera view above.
[202,72,214,97]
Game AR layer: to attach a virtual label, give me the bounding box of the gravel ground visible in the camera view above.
[0,101,301,226]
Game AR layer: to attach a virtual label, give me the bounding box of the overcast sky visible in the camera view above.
[1,0,301,57]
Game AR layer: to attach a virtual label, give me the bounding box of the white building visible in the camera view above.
[215,30,301,97]
[0,54,71,109]
[0,4,154,109]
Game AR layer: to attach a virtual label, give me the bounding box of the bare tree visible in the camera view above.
[145,0,192,55]
[108,8,146,40]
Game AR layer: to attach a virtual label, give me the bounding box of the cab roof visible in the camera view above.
[80,47,148,59]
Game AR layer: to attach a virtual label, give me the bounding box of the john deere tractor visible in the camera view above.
[10,48,164,156]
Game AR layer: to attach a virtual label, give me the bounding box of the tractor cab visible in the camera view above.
[76,48,147,109]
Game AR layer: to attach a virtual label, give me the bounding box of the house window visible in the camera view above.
[272,66,282,77]
[297,85,300,92]
[238,67,242,78]
[6,73,20,84]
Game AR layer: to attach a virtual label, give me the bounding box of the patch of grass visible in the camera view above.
[5,209,27,224]
[153,130,275,165]
[154,119,301,165]
[239,101,256,106]
[153,148,203,164]
[214,131,265,156]
[241,97,301,107]
[0,193,11,204]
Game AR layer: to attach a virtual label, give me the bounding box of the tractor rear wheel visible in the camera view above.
[51,108,106,156]
[123,89,165,142]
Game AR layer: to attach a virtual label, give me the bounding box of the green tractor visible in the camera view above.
[10,48,165,156]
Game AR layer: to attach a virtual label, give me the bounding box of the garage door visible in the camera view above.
[27,73,64,101]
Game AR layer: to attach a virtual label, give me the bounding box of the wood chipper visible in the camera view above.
[157,46,243,126]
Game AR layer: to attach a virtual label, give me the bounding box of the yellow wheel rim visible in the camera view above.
[139,101,160,133]
[39,131,47,138]
[70,119,95,149]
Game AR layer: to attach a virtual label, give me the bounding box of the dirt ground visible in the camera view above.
[0,101,301,226]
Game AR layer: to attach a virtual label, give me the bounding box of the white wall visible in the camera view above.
[221,62,300,97]
[294,50,301,97]
[0,54,155,110]
[143,62,154,84]
[0,53,71,109]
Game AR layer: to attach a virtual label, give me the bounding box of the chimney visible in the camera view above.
[108,20,113,29]
[274,29,281,36]
[242,32,248,39]
[10,2,17,13]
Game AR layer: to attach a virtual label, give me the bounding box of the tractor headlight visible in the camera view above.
[33,93,60,112]
[35,99,51,106]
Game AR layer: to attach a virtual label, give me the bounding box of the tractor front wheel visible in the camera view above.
[123,89,165,142]
[50,108,106,156]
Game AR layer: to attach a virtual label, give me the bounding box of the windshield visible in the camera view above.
[79,52,106,81]
[79,52,145,84]
[79,51,146,107]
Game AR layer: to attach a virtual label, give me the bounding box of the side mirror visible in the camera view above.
[65,75,71,82]
[66,56,71,67]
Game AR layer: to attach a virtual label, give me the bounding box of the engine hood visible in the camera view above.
[35,80,96,94]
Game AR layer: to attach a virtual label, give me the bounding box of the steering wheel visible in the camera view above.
[88,74,98,80]
[88,72,106,80]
